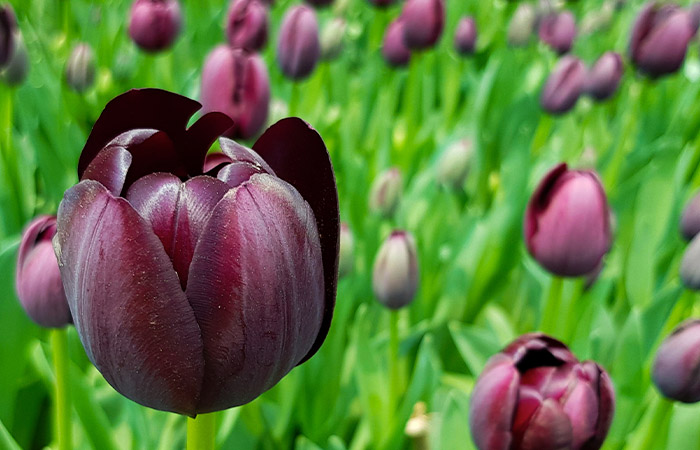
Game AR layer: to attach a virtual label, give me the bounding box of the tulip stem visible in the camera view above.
[51,328,71,450]
[540,277,563,335]
[389,311,400,411]
[289,82,300,117]
[187,413,216,450]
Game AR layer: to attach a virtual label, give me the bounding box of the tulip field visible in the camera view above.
[4,0,700,449]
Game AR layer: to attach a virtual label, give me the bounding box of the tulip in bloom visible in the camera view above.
[524,163,612,277]
[454,17,477,56]
[54,88,339,416]
[508,3,536,47]
[540,56,587,115]
[226,0,268,52]
[65,43,96,93]
[538,11,577,54]
[585,51,623,101]
[652,319,700,402]
[401,0,445,50]
[373,231,419,310]
[277,5,320,81]
[200,46,270,139]
[16,216,71,328]
[369,167,402,217]
[469,333,615,450]
[128,0,182,53]
[382,19,411,67]
[681,191,700,241]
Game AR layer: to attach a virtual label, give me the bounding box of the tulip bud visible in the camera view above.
[320,18,346,61]
[436,139,473,189]
[382,19,411,67]
[401,0,445,50]
[690,3,700,33]
[524,163,612,277]
[338,222,354,277]
[681,192,700,241]
[368,0,396,8]
[305,0,333,7]
[0,4,17,69]
[585,51,623,101]
[540,56,586,115]
[16,216,71,328]
[508,3,537,47]
[65,43,96,93]
[200,45,270,139]
[1,32,27,86]
[470,333,615,450]
[538,11,577,54]
[128,0,182,53]
[629,3,694,78]
[277,5,320,80]
[652,319,700,403]
[581,3,614,35]
[454,17,477,56]
[226,0,268,52]
[373,231,419,310]
[680,234,700,290]
[369,167,402,217]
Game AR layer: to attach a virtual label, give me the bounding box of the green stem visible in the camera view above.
[388,311,400,411]
[603,80,643,189]
[540,277,563,335]
[51,328,71,450]
[632,396,673,450]
[187,413,216,450]
[289,82,300,117]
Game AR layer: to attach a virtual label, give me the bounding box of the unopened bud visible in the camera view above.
[65,43,96,93]
[373,231,419,310]
[369,167,402,217]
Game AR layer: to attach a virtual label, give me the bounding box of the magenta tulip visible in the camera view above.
[382,19,411,67]
[128,0,182,52]
[538,11,577,54]
[277,5,320,80]
[585,51,623,101]
[540,56,587,115]
[0,3,17,68]
[401,0,445,50]
[454,17,477,56]
[226,0,268,52]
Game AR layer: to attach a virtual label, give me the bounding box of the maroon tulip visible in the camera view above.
[0,3,17,69]
[540,55,587,115]
[305,0,333,7]
[469,333,615,450]
[226,0,268,52]
[629,3,694,77]
[16,216,71,328]
[382,19,411,67]
[585,51,623,101]
[277,5,320,80]
[538,11,577,54]
[65,43,96,93]
[372,231,419,310]
[128,0,182,53]
[401,0,445,50]
[681,191,700,241]
[200,46,270,139]
[652,320,700,403]
[454,17,477,56]
[55,89,339,416]
[368,0,396,8]
[524,163,612,277]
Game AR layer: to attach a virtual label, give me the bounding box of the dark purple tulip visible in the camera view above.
[128,0,182,53]
[538,11,577,54]
[540,55,587,115]
[382,19,411,67]
[55,88,339,416]
[681,191,700,241]
[65,43,96,93]
[454,17,477,56]
[200,46,270,140]
[629,3,694,77]
[690,3,700,33]
[277,5,320,80]
[401,0,445,50]
[1,32,27,86]
[16,216,71,328]
[524,163,612,277]
[585,51,623,101]
[305,0,333,7]
[373,231,419,310]
[0,3,17,68]
[368,0,396,8]
[652,320,700,403]
[469,333,615,450]
[226,0,268,52]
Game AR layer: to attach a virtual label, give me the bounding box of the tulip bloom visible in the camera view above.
[585,52,623,101]
[277,5,320,81]
[128,0,182,53]
[54,89,339,416]
[469,333,615,450]
[524,163,611,277]
[65,43,96,93]
[652,320,700,403]
[540,56,587,115]
[454,17,477,56]
[401,0,445,50]
[373,231,419,310]
[226,0,268,52]
[200,46,270,139]
[538,11,577,54]
[681,191,700,241]
[16,216,71,328]
[382,19,411,67]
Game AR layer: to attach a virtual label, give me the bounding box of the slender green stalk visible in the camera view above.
[540,277,563,335]
[388,311,400,411]
[630,396,673,450]
[187,413,216,450]
[289,82,300,117]
[0,418,21,450]
[51,328,71,450]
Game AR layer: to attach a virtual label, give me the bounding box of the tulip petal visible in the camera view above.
[55,180,204,416]
[218,161,267,188]
[561,373,598,449]
[518,398,573,450]
[220,138,273,173]
[253,118,339,363]
[203,152,233,174]
[81,146,133,197]
[590,367,615,449]
[181,112,234,175]
[185,174,324,413]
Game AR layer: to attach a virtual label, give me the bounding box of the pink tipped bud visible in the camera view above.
[373,231,419,309]
[128,0,182,53]
[538,11,577,54]
[454,17,477,56]
[585,51,623,101]
[369,167,402,217]
[383,19,411,67]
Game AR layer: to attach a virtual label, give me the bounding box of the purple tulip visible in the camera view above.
[681,235,700,290]
[368,0,396,8]
[454,17,477,56]
[538,11,577,54]
[226,0,268,52]
[16,216,71,328]
[200,46,270,140]
[0,3,17,68]
[681,192,700,241]
[1,32,27,86]
[524,163,612,277]
[629,3,694,77]
[652,320,700,403]
[128,0,182,53]
[55,88,339,416]
[382,19,411,67]
[585,51,623,101]
[690,3,700,33]
[401,0,445,50]
[65,43,96,93]
[373,231,419,310]
[277,5,320,81]
[540,55,587,115]
[469,333,615,450]
[369,167,402,217]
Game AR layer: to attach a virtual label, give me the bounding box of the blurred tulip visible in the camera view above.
[368,0,396,7]
[65,43,96,93]
[469,333,615,450]
[320,18,346,61]
[277,5,320,80]
[581,3,614,35]
[629,3,694,77]
[338,222,354,277]
[540,55,586,115]
[652,319,700,403]
[16,216,71,328]
[128,0,182,53]
[373,231,419,310]
[524,163,612,277]
[401,0,445,50]
[200,45,270,139]
[585,51,623,101]
[369,167,402,217]
[436,139,473,190]
[1,32,27,86]
[305,0,333,6]
[0,3,17,69]
[538,11,577,54]
[681,192,700,241]
[680,234,700,290]
[454,17,477,56]
[690,3,700,33]
[56,88,339,415]
[226,0,268,52]
[382,19,411,67]
[508,3,537,47]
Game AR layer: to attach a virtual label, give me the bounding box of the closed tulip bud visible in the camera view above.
[226,0,268,52]
[128,0,182,53]
[454,17,477,56]
[652,320,700,403]
[373,231,419,310]
[1,32,27,86]
[382,19,411,67]
[629,3,694,77]
[305,0,333,7]
[368,0,396,8]
[401,0,445,50]
[320,18,346,61]
[436,139,473,189]
[470,333,615,450]
[508,3,537,47]
[0,4,17,69]
[16,216,71,328]
[681,192,700,241]
[277,5,320,80]
[524,163,612,277]
[338,223,354,277]
[65,43,96,93]
[585,51,623,101]
[200,46,270,140]
[369,167,402,217]
[680,234,700,290]
[540,56,586,115]
[538,11,577,54]
[55,88,339,415]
